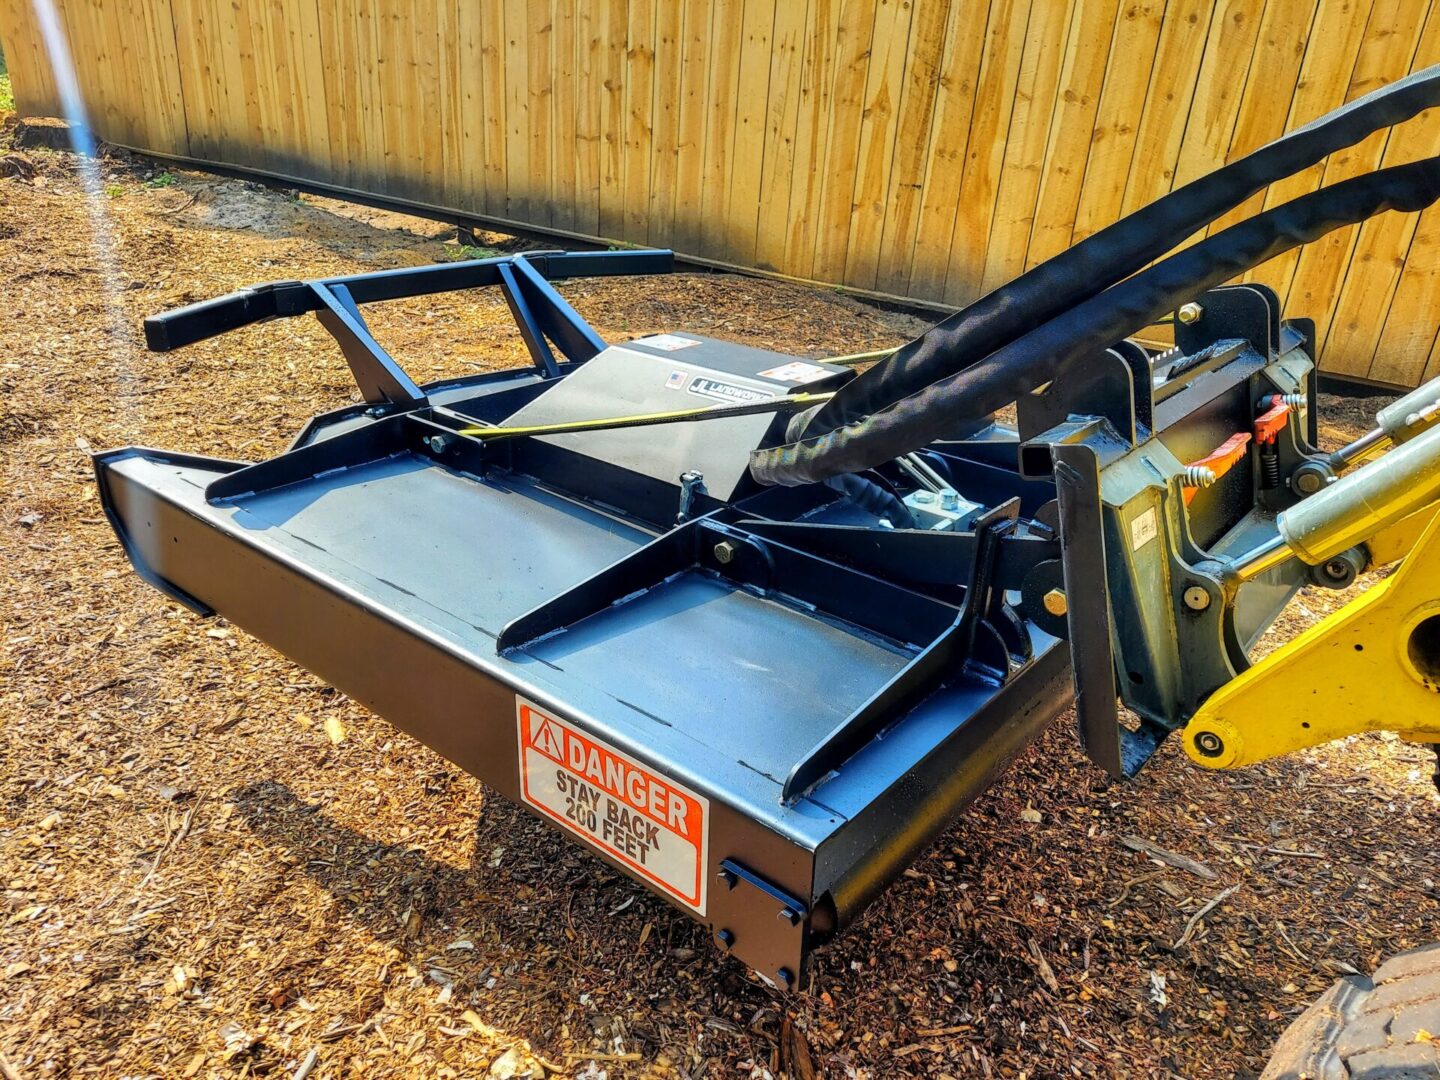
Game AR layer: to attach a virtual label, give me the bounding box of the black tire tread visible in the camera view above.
[1262,943,1440,1080]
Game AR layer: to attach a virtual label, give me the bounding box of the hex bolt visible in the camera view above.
[364,405,389,419]
[1193,731,1225,758]
[1177,301,1204,325]
[425,434,452,454]
[716,928,735,951]
[939,488,961,511]
[912,490,937,505]
[1042,589,1068,617]
[714,541,737,565]
[1183,586,1212,612]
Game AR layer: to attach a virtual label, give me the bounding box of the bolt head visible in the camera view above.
[713,541,737,565]
[1193,731,1225,758]
[1293,470,1324,495]
[1042,589,1069,617]
[912,490,936,505]
[1177,301,1204,325]
[939,488,961,510]
[1183,586,1212,612]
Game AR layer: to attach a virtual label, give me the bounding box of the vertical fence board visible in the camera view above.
[906,0,988,298]
[646,0,683,245]
[753,0,808,273]
[5,0,1440,386]
[699,0,743,254]
[1244,0,1375,301]
[978,0,1068,296]
[942,0,1033,305]
[622,0,655,241]
[809,0,876,283]
[870,0,948,296]
[1278,0,1425,355]
[1068,0,1165,247]
[527,0,554,228]
[841,0,914,290]
[724,0,775,265]
[669,0,710,254]
[1024,0,1118,269]
[781,0,841,278]
[596,0,627,237]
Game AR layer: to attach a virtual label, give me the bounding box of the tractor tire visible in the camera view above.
[1262,943,1440,1079]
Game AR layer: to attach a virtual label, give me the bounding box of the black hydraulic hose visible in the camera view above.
[779,65,1440,476]
[825,473,917,529]
[750,157,1440,486]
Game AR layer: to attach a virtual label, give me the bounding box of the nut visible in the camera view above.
[1193,730,1225,758]
[1042,589,1068,617]
[713,541,737,565]
[1183,585,1212,612]
[1177,301,1204,325]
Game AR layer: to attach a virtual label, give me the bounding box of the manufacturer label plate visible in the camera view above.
[517,698,709,914]
[1130,506,1159,552]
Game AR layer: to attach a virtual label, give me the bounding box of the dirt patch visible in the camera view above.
[0,146,1436,1080]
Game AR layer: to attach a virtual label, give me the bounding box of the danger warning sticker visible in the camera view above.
[517,698,709,914]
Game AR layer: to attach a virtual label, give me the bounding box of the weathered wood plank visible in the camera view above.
[906,0,989,298]
[622,0,656,241]
[809,0,876,283]
[1025,0,1120,269]
[669,0,711,254]
[1283,0,1427,373]
[979,0,1068,296]
[870,0,948,296]
[782,0,843,277]
[842,0,915,290]
[943,0,1033,305]
[725,0,776,265]
[646,0,685,245]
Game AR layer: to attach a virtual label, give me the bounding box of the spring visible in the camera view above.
[1181,465,1217,488]
[1259,444,1281,489]
[1277,393,1306,408]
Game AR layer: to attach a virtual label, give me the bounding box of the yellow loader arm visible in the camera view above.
[1183,383,1440,772]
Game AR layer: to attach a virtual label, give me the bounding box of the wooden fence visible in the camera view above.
[3,0,1440,387]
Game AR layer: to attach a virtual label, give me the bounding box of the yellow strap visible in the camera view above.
[456,390,835,441]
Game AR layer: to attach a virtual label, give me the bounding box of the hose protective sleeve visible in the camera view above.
[751,157,1440,486]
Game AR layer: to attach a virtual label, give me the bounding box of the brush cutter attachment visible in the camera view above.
[98,67,1440,980]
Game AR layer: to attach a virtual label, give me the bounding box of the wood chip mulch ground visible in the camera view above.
[1,138,1436,1080]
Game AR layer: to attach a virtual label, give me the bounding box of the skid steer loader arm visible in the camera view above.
[1182,382,1440,774]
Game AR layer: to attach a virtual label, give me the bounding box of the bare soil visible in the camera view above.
[1,143,1436,1080]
